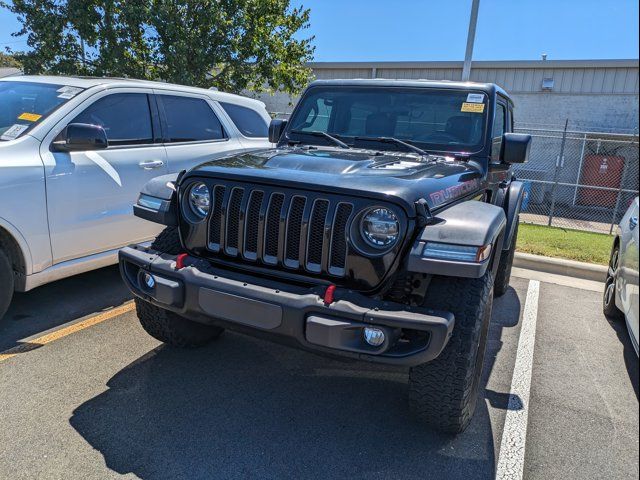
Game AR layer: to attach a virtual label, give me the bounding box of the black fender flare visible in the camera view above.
[407,201,507,278]
[501,180,525,251]
[133,173,181,226]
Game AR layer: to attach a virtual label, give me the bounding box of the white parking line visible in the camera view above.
[495,279,540,480]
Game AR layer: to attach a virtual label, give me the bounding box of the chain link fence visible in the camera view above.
[513,122,639,234]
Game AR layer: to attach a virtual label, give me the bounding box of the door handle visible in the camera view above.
[139,160,165,170]
[630,216,638,230]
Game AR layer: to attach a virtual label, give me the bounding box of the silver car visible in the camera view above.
[0,75,271,319]
[604,197,639,356]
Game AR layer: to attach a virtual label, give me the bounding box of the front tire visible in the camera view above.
[135,299,224,348]
[409,271,494,434]
[135,227,224,347]
[603,243,624,320]
[0,248,14,321]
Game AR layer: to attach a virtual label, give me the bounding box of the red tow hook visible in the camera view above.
[175,253,189,270]
[323,284,337,305]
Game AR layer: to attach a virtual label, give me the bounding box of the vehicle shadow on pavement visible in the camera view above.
[0,265,132,352]
[70,287,523,480]
[605,317,640,400]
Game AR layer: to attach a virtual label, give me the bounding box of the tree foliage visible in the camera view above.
[1,0,314,94]
[0,52,22,68]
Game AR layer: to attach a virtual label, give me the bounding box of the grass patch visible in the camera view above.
[516,223,613,265]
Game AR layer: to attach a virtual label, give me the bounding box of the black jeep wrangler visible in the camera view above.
[119,79,530,433]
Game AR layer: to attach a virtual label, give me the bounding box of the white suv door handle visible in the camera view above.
[139,160,165,170]
[630,216,638,230]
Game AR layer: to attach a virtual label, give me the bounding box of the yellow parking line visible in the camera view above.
[0,302,135,363]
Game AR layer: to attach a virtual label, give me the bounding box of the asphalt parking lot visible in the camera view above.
[0,267,638,480]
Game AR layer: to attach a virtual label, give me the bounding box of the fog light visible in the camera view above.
[363,327,385,347]
[142,272,155,289]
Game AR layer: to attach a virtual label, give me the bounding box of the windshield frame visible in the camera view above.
[0,80,85,142]
[283,85,493,156]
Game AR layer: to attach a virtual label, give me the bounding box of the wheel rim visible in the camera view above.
[604,279,615,307]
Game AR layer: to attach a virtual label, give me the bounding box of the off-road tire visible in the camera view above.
[151,226,182,255]
[135,227,224,347]
[494,219,519,297]
[409,271,494,433]
[135,299,224,348]
[603,243,624,320]
[0,248,14,321]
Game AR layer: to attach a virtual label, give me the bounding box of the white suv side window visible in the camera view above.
[157,95,226,143]
[71,93,154,146]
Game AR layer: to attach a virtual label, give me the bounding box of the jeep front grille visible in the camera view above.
[207,184,354,277]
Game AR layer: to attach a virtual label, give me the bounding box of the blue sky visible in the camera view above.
[1,0,638,61]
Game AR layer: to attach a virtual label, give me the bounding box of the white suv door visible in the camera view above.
[39,88,168,263]
[621,198,639,349]
[153,91,244,173]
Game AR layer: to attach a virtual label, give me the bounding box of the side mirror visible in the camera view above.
[269,119,288,144]
[501,133,531,164]
[52,123,108,152]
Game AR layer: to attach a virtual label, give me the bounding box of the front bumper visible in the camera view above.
[119,246,455,366]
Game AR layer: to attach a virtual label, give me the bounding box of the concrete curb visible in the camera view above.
[513,252,608,282]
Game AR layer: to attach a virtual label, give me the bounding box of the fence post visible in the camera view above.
[548,119,569,226]
[610,184,624,235]
[572,132,587,206]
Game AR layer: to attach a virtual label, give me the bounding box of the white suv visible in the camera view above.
[0,75,272,319]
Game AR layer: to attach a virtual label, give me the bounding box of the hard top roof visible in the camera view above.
[308,78,512,101]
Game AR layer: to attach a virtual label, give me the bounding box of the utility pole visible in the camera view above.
[461,0,480,81]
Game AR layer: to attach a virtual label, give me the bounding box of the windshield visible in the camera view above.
[286,86,489,154]
[0,81,84,141]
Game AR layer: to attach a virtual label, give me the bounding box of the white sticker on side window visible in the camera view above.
[466,93,485,103]
[1,124,29,140]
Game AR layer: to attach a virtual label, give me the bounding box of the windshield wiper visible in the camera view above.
[289,130,351,149]
[354,136,428,156]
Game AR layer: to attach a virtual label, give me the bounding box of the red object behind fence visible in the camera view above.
[577,155,625,208]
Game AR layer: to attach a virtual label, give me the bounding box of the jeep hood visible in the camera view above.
[186,147,484,214]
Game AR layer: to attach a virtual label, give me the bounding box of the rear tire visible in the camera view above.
[135,226,224,347]
[409,271,494,434]
[494,219,519,297]
[0,248,14,321]
[603,243,624,320]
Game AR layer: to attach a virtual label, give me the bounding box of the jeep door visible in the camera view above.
[39,88,168,263]
[153,91,244,173]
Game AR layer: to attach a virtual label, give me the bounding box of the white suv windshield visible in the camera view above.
[0,81,84,141]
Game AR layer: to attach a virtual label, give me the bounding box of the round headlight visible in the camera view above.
[361,208,399,249]
[188,182,210,217]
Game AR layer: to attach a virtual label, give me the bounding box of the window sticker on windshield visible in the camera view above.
[1,124,29,141]
[461,102,485,113]
[18,112,42,122]
[466,93,485,103]
[57,86,83,99]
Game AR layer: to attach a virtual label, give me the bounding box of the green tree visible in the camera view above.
[1,0,314,94]
[0,51,22,68]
